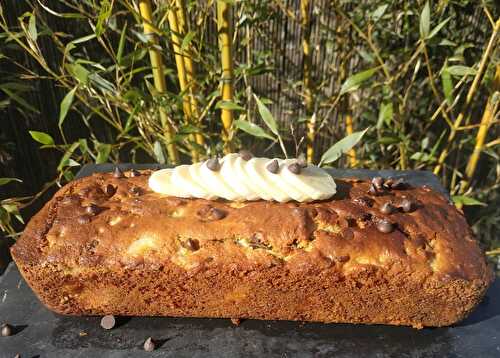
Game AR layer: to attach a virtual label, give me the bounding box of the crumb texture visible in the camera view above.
[11,171,493,327]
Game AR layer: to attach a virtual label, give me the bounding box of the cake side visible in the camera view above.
[11,170,494,327]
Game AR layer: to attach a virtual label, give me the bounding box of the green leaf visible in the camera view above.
[79,138,89,154]
[377,102,393,129]
[59,87,77,127]
[0,88,40,114]
[253,94,279,135]
[153,141,166,164]
[371,4,388,21]
[95,143,111,164]
[320,128,369,166]
[451,195,487,207]
[70,34,97,45]
[0,178,22,186]
[28,13,37,41]
[447,65,477,77]
[233,119,275,140]
[339,68,377,95]
[378,136,400,145]
[427,17,450,39]
[441,67,453,105]
[57,142,79,171]
[117,22,128,65]
[410,152,435,163]
[420,1,430,39]
[29,130,54,145]
[216,100,245,111]
[66,63,90,84]
[95,0,112,37]
[181,31,196,51]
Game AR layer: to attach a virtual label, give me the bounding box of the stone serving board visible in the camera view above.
[0,164,498,358]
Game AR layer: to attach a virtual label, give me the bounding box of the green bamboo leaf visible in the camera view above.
[253,94,278,135]
[233,119,275,140]
[0,178,22,186]
[441,67,453,105]
[66,63,90,84]
[216,100,245,111]
[451,195,487,207]
[447,65,477,77]
[427,17,450,39]
[320,128,369,166]
[95,143,111,164]
[339,68,377,95]
[371,4,388,21]
[0,88,40,114]
[29,130,54,145]
[181,31,196,51]
[28,13,37,41]
[420,1,430,39]
[57,142,79,171]
[153,141,166,164]
[117,22,128,65]
[71,34,97,45]
[377,102,393,129]
[59,87,77,127]
[95,0,112,37]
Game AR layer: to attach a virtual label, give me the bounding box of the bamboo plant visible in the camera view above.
[217,0,235,152]
[301,0,315,163]
[139,0,179,164]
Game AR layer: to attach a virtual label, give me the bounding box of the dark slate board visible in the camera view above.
[1,165,498,358]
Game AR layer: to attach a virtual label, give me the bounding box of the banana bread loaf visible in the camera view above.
[11,170,493,328]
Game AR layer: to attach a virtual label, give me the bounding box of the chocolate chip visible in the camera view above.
[209,207,226,220]
[400,198,414,213]
[343,229,354,240]
[376,219,394,233]
[371,176,384,189]
[239,150,253,161]
[85,204,101,215]
[297,153,307,168]
[206,157,221,171]
[368,184,378,196]
[129,186,143,196]
[100,315,116,330]
[130,169,141,177]
[248,232,266,249]
[380,202,396,215]
[391,178,406,189]
[197,206,227,221]
[144,337,156,352]
[181,238,200,251]
[353,196,373,207]
[113,167,124,178]
[77,215,92,224]
[105,184,116,196]
[288,162,302,174]
[336,255,350,263]
[266,159,279,174]
[1,324,12,337]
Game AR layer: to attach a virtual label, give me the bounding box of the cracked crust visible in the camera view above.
[11,171,493,327]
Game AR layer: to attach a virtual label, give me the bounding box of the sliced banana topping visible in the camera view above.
[148,153,336,202]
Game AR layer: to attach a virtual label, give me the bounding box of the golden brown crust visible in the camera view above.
[11,171,493,327]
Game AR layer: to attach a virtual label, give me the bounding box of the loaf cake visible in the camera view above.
[11,155,493,328]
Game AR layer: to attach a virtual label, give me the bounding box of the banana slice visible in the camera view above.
[171,164,209,198]
[281,159,337,201]
[245,158,290,202]
[220,154,258,200]
[148,168,176,195]
[190,161,239,200]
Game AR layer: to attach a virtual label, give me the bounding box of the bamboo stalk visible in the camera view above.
[460,64,500,193]
[217,0,234,153]
[433,18,500,175]
[345,113,358,167]
[167,2,199,161]
[174,0,205,150]
[139,0,179,164]
[301,0,315,163]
